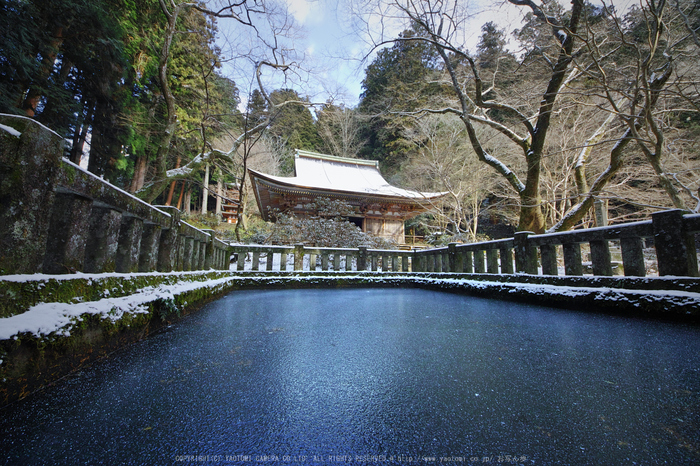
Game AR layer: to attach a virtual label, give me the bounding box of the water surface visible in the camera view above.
[1,288,699,465]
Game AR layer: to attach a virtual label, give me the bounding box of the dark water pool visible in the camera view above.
[1,288,699,465]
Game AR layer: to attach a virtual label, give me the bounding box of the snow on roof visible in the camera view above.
[250,150,445,199]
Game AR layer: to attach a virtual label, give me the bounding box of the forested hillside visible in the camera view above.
[2,0,699,242]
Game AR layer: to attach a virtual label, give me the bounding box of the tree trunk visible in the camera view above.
[69,100,94,165]
[88,97,120,177]
[201,163,210,214]
[165,157,181,205]
[129,155,148,193]
[138,2,184,203]
[22,27,64,117]
[176,182,185,210]
[215,177,223,216]
[184,187,191,215]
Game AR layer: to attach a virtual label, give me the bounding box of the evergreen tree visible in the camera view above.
[357,26,440,175]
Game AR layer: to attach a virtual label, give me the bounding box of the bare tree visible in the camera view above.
[357,0,586,233]
[316,102,366,158]
[551,0,700,230]
[403,114,496,242]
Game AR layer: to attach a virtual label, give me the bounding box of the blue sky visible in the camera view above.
[283,0,533,106]
[218,0,636,109]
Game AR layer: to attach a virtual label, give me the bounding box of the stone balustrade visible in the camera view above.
[417,210,698,277]
[4,114,698,279]
[231,210,699,278]
[1,114,229,275]
[230,244,414,272]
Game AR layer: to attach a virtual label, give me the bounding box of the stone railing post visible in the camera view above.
[333,252,341,271]
[539,244,558,276]
[201,229,215,270]
[620,236,645,276]
[155,206,181,272]
[0,116,63,274]
[473,250,485,273]
[486,249,499,274]
[463,250,473,273]
[514,231,538,274]
[42,192,92,274]
[294,244,305,271]
[236,247,246,271]
[138,223,162,272]
[84,206,123,273]
[280,250,288,271]
[562,243,583,276]
[115,215,144,273]
[448,243,457,272]
[589,240,613,277]
[499,245,514,274]
[411,250,420,272]
[358,246,367,271]
[653,209,699,277]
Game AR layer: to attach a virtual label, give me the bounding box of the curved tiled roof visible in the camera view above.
[250,150,445,200]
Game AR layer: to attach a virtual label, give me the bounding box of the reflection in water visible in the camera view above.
[1,288,699,465]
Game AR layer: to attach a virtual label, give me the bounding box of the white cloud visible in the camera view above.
[286,0,312,24]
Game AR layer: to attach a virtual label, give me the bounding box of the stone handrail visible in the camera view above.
[231,210,699,278]
[1,114,229,275]
[413,210,698,277]
[4,114,698,279]
[230,244,414,272]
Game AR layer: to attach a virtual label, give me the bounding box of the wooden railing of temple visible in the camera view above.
[1,115,229,275]
[230,209,700,278]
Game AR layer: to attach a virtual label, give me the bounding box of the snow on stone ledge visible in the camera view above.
[0,276,235,340]
[0,122,21,138]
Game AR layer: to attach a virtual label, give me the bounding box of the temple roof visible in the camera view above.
[249,150,445,201]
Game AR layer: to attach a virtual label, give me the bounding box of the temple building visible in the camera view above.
[248,150,446,243]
